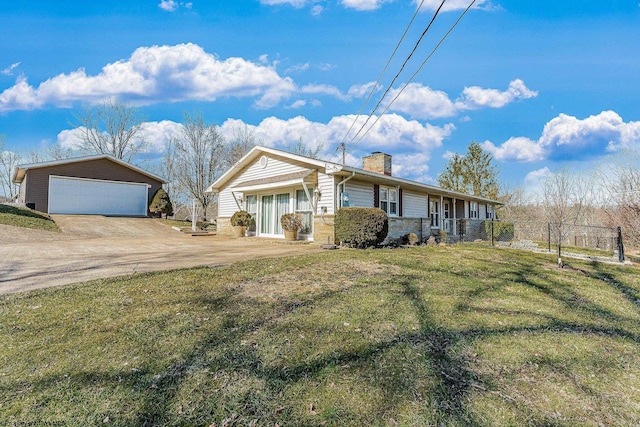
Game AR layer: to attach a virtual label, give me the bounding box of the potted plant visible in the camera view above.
[280,213,303,241]
[230,210,252,237]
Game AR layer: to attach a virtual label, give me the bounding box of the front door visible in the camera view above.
[443,201,451,233]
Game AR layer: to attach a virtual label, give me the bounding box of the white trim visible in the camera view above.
[13,154,166,184]
[231,178,307,193]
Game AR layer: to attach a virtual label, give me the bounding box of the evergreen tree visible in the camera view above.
[149,188,173,218]
[437,142,499,199]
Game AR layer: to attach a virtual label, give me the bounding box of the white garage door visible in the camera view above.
[48,176,149,216]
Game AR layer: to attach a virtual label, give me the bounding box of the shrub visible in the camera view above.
[149,188,173,217]
[230,210,253,227]
[280,213,302,232]
[335,207,388,248]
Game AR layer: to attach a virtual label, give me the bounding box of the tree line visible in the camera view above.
[1,101,639,246]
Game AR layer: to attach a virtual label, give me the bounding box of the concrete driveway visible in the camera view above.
[0,216,319,295]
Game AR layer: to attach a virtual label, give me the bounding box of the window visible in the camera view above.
[486,205,494,219]
[245,195,257,232]
[430,200,440,227]
[379,186,397,216]
[470,202,478,219]
[296,188,313,234]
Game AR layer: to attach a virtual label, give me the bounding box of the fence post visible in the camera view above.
[617,226,625,262]
[547,222,551,252]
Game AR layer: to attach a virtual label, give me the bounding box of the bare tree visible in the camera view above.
[73,99,147,162]
[542,168,594,262]
[226,123,256,167]
[0,136,22,200]
[173,114,226,221]
[286,137,324,159]
[597,150,640,246]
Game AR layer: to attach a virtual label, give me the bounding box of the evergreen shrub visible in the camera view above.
[335,207,388,248]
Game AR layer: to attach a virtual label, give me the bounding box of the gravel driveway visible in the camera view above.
[0,216,319,295]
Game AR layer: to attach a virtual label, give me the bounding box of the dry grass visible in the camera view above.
[1,244,639,426]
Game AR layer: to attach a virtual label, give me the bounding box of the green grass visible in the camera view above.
[0,203,60,232]
[1,245,639,426]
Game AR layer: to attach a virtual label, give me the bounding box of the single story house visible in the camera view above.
[207,146,500,243]
[12,154,166,216]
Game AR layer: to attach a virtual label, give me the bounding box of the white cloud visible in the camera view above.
[1,62,20,76]
[388,83,458,119]
[482,111,640,162]
[341,0,391,11]
[285,63,310,74]
[348,81,379,98]
[379,80,535,120]
[58,120,184,154]
[311,5,324,15]
[259,0,308,7]
[418,0,496,12]
[158,0,192,11]
[219,114,453,180]
[158,0,178,11]
[456,79,538,110]
[300,83,349,101]
[0,43,329,112]
[286,100,307,109]
[482,137,545,162]
[393,152,434,183]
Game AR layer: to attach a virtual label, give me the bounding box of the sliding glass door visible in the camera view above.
[259,193,290,237]
[261,195,274,235]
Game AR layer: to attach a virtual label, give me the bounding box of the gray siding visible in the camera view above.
[345,180,374,208]
[402,191,428,218]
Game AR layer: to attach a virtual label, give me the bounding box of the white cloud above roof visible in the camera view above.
[381,80,536,120]
[483,111,640,162]
[418,0,496,12]
[456,79,538,110]
[341,0,392,11]
[0,43,337,112]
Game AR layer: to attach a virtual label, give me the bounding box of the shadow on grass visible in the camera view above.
[0,204,52,220]
[3,248,639,425]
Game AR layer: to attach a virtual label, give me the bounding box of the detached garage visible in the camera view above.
[13,155,166,216]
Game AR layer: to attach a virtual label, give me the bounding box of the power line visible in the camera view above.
[345,0,448,147]
[354,0,478,146]
[339,0,427,149]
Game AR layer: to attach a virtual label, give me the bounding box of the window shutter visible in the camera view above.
[373,184,379,208]
[398,188,403,217]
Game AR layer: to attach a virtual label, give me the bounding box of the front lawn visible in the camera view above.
[0,203,60,232]
[1,245,638,425]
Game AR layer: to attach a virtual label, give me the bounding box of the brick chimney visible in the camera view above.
[362,152,392,176]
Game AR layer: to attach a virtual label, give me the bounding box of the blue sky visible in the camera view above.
[1,0,639,190]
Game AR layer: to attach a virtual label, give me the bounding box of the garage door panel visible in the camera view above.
[49,176,148,216]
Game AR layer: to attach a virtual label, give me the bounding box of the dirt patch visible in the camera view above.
[235,260,401,301]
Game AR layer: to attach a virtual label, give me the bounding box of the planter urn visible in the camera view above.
[233,225,247,238]
[284,229,298,241]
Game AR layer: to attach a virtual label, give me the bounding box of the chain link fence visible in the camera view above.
[450,219,625,263]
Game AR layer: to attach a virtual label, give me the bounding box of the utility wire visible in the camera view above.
[346,0,448,147]
[354,0,478,146]
[338,0,427,149]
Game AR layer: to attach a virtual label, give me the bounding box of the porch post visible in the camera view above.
[440,195,444,230]
[453,198,457,236]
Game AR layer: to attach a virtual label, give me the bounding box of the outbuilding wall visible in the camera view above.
[22,158,163,214]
